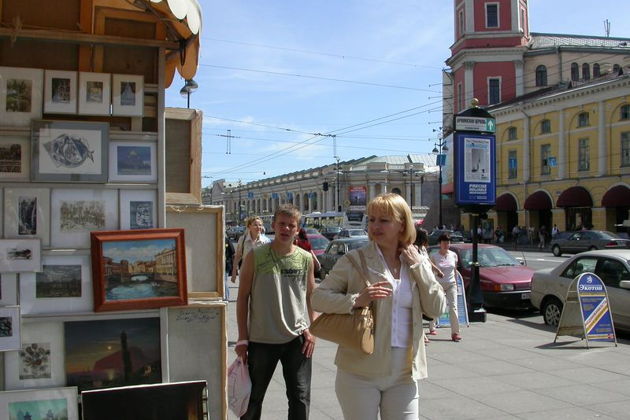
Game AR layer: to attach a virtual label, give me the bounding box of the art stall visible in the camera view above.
[0,1,229,419]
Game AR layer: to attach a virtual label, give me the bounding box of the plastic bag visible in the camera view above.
[227,356,251,417]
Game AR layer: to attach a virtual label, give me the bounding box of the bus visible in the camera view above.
[302,211,368,230]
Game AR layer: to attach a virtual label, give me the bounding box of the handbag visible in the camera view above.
[227,356,251,417]
[310,250,375,354]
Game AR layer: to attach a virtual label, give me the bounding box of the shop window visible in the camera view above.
[571,63,579,81]
[508,151,518,179]
[540,144,551,175]
[540,119,551,134]
[535,65,547,86]
[621,104,630,120]
[593,63,601,78]
[582,63,590,80]
[577,112,589,128]
[622,132,630,167]
[578,138,590,171]
[507,126,517,140]
[488,78,501,105]
[486,3,499,28]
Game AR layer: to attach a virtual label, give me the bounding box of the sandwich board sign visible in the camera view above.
[436,271,469,328]
[554,272,617,348]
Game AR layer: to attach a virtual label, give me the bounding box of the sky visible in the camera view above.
[165,1,630,188]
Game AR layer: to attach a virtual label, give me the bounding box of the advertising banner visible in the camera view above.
[454,133,496,206]
[577,273,616,343]
[348,186,367,207]
[436,271,469,328]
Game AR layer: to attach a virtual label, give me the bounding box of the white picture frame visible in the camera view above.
[44,70,77,114]
[0,386,78,420]
[112,74,144,116]
[0,274,18,305]
[4,321,65,389]
[20,255,93,315]
[51,189,119,249]
[4,187,51,246]
[0,66,44,127]
[0,137,30,181]
[0,306,21,351]
[109,141,157,182]
[79,72,111,116]
[120,189,157,230]
[0,239,41,273]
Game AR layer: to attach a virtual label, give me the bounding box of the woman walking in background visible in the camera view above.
[430,233,462,342]
[414,227,443,343]
[231,216,270,284]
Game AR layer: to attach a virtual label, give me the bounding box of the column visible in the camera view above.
[514,60,524,97]
[464,61,474,106]
[405,177,411,204]
[327,187,334,212]
[308,192,313,212]
[558,109,566,179]
[522,112,530,182]
[598,101,607,176]
[368,183,375,202]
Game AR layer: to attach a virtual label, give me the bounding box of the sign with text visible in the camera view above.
[436,271,469,328]
[454,116,496,133]
[454,133,496,206]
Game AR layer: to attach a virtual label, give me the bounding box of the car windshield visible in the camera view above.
[459,248,519,267]
[309,236,329,250]
[598,231,621,239]
[348,240,369,250]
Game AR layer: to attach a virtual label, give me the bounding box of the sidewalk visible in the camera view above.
[225,282,630,420]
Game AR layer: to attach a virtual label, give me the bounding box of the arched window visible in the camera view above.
[391,187,402,195]
[535,65,547,86]
[577,112,590,128]
[621,104,630,120]
[582,63,590,80]
[540,119,551,134]
[507,126,517,140]
[593,63,600,78]
[571,63,579,81]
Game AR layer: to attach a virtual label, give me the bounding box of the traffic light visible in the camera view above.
[323,182,329,191]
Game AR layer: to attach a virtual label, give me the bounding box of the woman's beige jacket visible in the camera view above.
[311,241,446,380]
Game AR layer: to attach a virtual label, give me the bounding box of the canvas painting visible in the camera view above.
[0,239,41,273]
[44,70,77,114]
[37,264,81,298]
[109,141,156,182]
[19,342,51,379]
[64,317,161,391]
[0,137,29,181]
[120,190,156,230]
[0,387,78,420]
[79,72,111,116]
[0,67,43,126]
[4,188,51,246]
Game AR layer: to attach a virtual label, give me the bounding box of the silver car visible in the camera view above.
[550,230,630,257]
[531,250,630,330]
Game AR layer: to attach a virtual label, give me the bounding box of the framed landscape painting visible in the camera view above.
[0,137,30,181]
[0,386,78,420]
[90,228,187,312]
[79,72,111,116]
[0,66,44,126]
[120,189,157,230]
[109,141,157,182]
[112,74,144,116]
[31,120,109,183]
[0,239,41,273]
[0,305,21,351]
[44,70,77,114]
[4,187,51,246]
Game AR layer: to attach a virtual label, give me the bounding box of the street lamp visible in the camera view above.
[432,139,448,229]
[179,78,198,108]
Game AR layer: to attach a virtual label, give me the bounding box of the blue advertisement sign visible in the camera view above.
[454,133,496,206]
[576,273,616,342]
[436,271,469,328]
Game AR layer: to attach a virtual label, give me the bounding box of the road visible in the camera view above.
[508,249,568,271]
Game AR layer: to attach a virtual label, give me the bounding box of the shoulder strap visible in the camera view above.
[346,250,370,289]
[237,234,245,255]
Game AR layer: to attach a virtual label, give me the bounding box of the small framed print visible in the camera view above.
[51,188,119,249]
[0,239,41,273]
[20,254,93,315]
[4,321,65,389]
[44,70,77,114]
[79,72,111,115]
[31,120,109,183]
[0,305,21,351]
[4,187,51,246]
[112,74,144,116]
[0,274,18,305]
[0,386,79,420]
[120,189,157,230]
[0,137,30,181]
[0,66,44,126]
[109,141,157,182]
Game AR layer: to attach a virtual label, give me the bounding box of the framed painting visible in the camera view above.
[20,255,93,315]
[78,72,111,116]
[4,187,51,246]
[109,141,157,182]
[44,70,77,114]
[161,303,227,419]
[112,74,144,116]
[31,120,109,183]
[0,239,41,273]
[90,228,187,312]
[50,188,119,249]
[4,321,65,389]
[120,189,157,230]
[0,386,78,420]
[0,274,18,305]
[0,305,21,351]
[0,66,44,127]
[0,137,30,181]
[64,316,161,391]
[166,205,224,298]
[165,108,201,204]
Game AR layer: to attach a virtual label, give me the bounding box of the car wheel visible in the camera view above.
[552,245,561,257]
[541,297,563,327]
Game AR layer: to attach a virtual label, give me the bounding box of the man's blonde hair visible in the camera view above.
[367,193,416,246]
[273,204,301,223]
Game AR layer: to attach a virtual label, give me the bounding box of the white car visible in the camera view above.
[531,250,630,330]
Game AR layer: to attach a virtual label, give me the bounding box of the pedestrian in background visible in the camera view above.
[295,227,322,277]
[231,216,270,284]
[551,224,559,238]
[538,225,547,249]
[414,227,444,344]
[430,233,462,342]
[312,193,446,420]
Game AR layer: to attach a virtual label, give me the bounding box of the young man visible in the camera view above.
[235,205,316,420]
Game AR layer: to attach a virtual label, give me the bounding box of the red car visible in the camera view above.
[428,244,534,309]
[307,233,330,256]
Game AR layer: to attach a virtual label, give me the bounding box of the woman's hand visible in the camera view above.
[400,244,422,266]
[354,281,392,308]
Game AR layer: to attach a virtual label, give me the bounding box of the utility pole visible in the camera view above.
[332,135,341,212]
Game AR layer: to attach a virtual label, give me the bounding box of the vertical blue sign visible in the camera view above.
[576,273,616,343]
[454,133,496,206]
[436,271,469,328]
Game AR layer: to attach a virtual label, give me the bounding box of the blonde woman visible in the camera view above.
[311,193,446,420]
[231,216,270,283]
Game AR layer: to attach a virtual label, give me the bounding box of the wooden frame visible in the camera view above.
[0,66,44,127]
[112,74,144,116]
[165,108,202,204]
[78,72,111,116]
[0,386,79,420]
[0,137,30,181]
[31,120,109,183]
[44,70,77,114]
[3,187,51,246]
[90,228,187,312]
[166,205,224,298]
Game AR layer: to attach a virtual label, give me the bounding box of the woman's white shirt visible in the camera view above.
[431,250,457,285]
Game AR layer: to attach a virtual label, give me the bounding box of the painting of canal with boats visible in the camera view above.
[102,238,179,302]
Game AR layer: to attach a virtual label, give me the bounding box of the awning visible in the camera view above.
[556,186,593,208]
[524,191,552,210]
[601,185,630,207]
[496,194,517,211]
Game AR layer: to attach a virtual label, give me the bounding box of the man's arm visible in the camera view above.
[302,257,316,358]
[235,250,255,362]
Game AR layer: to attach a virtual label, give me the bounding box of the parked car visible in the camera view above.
[335,228,368,239]
[317,237,370,280]
[306,233,330,256]
[304,228,320,235]
[428,244,534,309]
[226,226,245,240]
[320,226,342,240]
[427,230,465,246]
[531,249,630,330]
[550,230,630,257]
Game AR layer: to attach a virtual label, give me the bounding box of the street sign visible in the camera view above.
[454,116,496,133]
[453,133,496,206]
[435,271,469,328]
